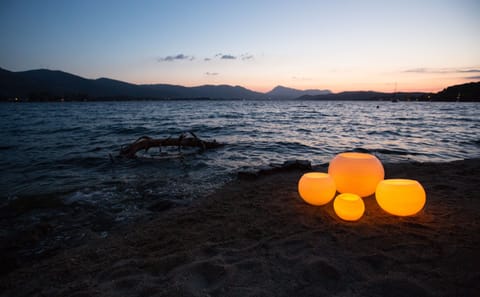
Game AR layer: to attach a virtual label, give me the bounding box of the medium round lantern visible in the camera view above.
[333,193,365,221]
[298,172,336,206]
[375,179,426,216]
[328,152,384,197]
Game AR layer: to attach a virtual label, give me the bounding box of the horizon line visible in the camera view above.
[2,66,478,94]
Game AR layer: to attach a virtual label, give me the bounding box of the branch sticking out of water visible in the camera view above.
[118,132,224,159]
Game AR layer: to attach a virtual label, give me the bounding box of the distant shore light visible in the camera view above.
[333,193,365,221]
[328,152,384,197]
[375,179,426,216]
[298,172,336,206]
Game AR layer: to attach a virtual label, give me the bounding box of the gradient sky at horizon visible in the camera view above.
[1,0,479,92]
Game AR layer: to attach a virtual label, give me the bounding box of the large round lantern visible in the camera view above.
[375,179,426,216]
[333,193,365,221]
[298,172,336,206]
[328,152,384,197]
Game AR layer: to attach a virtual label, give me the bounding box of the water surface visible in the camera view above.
[1,100,479,215]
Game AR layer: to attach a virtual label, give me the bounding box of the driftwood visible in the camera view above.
[118,132,224,159]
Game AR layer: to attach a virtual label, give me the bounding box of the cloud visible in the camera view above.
[240,53,254,61]
[458,69,480,73]
[206,52,254,61]
[404,67,480,74]
[158,54,194,62]
[205,72,219,76]
[404,68,429,73]
[465,75,480,80]
[220,54,236,60]
[292,76,312,81]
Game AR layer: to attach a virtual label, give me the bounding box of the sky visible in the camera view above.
[0,0,479,93]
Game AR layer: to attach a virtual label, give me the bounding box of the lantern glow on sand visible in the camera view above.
[333,193,365,221]
[376,179,426,216]
[328,152,384,197]
[298,172,336,206]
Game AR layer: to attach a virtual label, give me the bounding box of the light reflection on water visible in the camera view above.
[1,100,479,205]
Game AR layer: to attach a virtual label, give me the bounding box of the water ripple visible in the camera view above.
[1,100,479,207]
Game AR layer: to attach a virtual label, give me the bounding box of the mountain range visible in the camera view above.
[0,67,330,101]
[1,67,479,101]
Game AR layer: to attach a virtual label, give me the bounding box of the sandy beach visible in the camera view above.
[1,158,479,297]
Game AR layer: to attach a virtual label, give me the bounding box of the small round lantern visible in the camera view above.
[298,172,336,206]
[328,152,384,197]
[375,179,426,216]
[333,193,365,221]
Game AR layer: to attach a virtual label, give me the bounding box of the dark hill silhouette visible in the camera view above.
[141,84,263,99]
[299,91,389,101]
[266,85,331,99]
[0,68,264,100]
[431,81,480,101]
[0,68,144,100]
[1,67,478,101]
[298,91,426,101]
[299,82,480,101]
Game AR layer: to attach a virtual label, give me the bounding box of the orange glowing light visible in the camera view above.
[375,179,426,216]
[333,193,365,221]
[298,172,336,206]
[328,152,384,197]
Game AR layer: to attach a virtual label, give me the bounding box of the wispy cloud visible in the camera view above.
[404,67,480,74]
[458,69,480,73]
[465,75,480,80]
[158,54,194,62]
[160,52,254,62]
[218,54,236,60]
[205,72,219,76]
[404,68,430,73]
[204,52,255,62]
[240,53,254,61]
[292,76,312,81]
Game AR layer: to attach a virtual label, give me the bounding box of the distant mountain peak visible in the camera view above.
[266,85,331,99]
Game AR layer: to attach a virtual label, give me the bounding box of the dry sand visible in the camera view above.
[1,159,479,297]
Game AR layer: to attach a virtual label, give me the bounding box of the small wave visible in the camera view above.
[0,145,14,150]
[105,126,153,136]
[59,156,109,168]
[49,126,84,134]
[189,125,226,133]
[367,130,402,136]
[395,117,419,121]
[296,128,312,133]
[222,113,244,119]
[470,139,480,146]
[87,147,103,152]
[63,188,115,205]
[345,147,421,156]
[370,148,421,156]
[263,141,315,153]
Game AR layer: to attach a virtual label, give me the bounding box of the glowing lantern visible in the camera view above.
[328,152,384,197]
[298,172,336,206]
[375,179,426,216]
[333,193,365,221]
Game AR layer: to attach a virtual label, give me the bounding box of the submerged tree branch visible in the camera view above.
[118,132,224,159]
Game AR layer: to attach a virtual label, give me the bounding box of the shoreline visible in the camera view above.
[1,158,480,296]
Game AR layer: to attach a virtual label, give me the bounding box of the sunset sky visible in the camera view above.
[1,0,479,93]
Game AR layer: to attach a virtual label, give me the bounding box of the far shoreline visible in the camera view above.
[2,97,480,102]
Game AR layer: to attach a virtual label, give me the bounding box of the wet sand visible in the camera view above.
[1,159,479,297]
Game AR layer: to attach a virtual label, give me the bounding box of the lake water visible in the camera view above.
[1,100,479,221]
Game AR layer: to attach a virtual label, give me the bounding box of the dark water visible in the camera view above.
[1,100,479,219]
